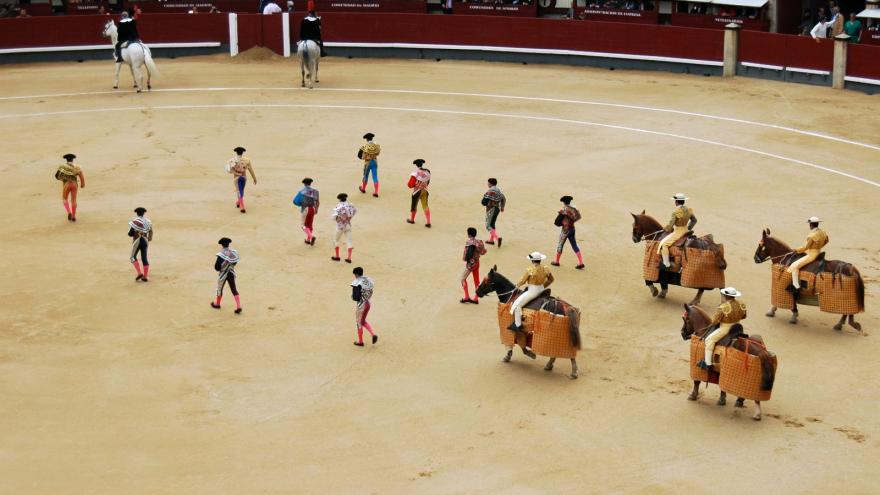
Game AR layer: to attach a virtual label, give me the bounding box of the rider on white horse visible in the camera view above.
[115,9,141,63]
[299,1,325,57]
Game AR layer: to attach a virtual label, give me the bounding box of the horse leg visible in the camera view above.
[735,397,745,408]
[544,357,555,371]
[717,391,727,406]
[848,315,862,331]
[146,67,151,91]
[646,282,659,298]
[502,345,513,363]
[315,58,319,83]
[765,306,777,317]
[113,62,122,89]
[688,289,704,306]
[752,401,762,421]
[788,309,799,325]
[687,380,700,401]
[833,315,847,331]
[569,359,578,380]
[301,64,306,88]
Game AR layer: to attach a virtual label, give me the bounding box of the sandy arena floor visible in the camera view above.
[1,51,879,494]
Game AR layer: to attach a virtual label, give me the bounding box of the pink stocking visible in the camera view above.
[347,247,353,261]
[63,201,71,214]
[362,321,375,336]
[576,251,584,265]
[356,327,364,344]
[233,295,241,309]
[132,260,143,275]
[425,209,431,224]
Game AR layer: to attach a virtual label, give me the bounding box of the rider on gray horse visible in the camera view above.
[299,1,326,57]
[115,9,141,63]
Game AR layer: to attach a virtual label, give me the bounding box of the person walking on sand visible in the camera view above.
[293,177,320,245]
[551,195,585,269]
[55,153,85,222]
[211,237,243,314]
[128,207,153,282]
[460,227,487,304]
[351,266,378,346]
[357,133,380,197]
[331,193,357,263]
[482,177,505,247]
[407,159,432,227]
[226,146,257,213]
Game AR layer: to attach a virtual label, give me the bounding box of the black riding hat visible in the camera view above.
[302,177,313,185]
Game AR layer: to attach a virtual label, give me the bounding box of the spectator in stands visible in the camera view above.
[98,5,108,15]
[810,18,830,42]
[16,8,30,18]
[210,6,221,13]
[816,7,827,24]
[190,7,199,14]
[799,9,812,35]
[263,1,282,14]
[829,6,844,36]
[844,12,862,42]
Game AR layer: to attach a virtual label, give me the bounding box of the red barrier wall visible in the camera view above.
[237,13,263,51]
[846,43,880,80]
[740,30,833,72]
[259,13,284,54]
[315,13,724,61]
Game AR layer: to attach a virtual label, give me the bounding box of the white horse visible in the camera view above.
[297,40,320,89]
[101,20,159,92]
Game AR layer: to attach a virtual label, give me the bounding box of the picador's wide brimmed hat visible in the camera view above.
[808,216,821,224]
[527,251,547,261]
[363,133,375,140]
[63,153,76,161]
[234,146,246,154]
[672,193,688,201]
[720,287,742,298]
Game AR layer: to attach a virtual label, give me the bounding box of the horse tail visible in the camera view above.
[854,267,865,312]
[143,45,160,77]
[758,348,776,391]
[301,41,312,66]
[566,305,582,350]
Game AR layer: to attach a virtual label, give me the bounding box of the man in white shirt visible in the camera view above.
[810,20,830,42]
[262,1,282,14]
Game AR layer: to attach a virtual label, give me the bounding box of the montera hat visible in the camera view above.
[302,177,313,185]
[218,237,232,246]
[720,287,742,298]
[560,195,573,203]
[527,251,547,261]
[672,193,688,201]
[363,133,375,140]
[134,207,147,215]
[234,146,246,154]
[413,159,426,167]
[337,193,348,201]
[808,216,821,224]
[63,153,76,161]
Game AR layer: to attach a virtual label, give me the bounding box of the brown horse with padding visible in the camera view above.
[631,211,727,304]
[754,229,864,331]
[477,266,582,379]
[681,304,776,421]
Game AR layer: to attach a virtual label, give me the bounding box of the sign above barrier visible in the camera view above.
[123,0,261,13]
[670,12,769,30]
[452,2,537,17]
[574,8,658,24]
[311,0,427,13]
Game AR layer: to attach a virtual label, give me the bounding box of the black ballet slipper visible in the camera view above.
[234,308,242,314]
[210,302,221,309]
[372,335,378,344]
[354,341,364,347]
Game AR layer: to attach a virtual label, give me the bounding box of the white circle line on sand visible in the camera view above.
[2,102,879,189]
[1,86,878,152]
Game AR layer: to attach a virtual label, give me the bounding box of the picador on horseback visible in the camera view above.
[698,287,747,370]
[115,9,140,63]
[659,193,698,269]
[787,216,829,292]
[300,1,326,57]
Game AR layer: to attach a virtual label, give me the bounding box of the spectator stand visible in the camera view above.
[856,7,880,45]
[572,0,657,24]
[122,0,260,13]
[670,0,769,31]
[452,0,537,17]
[17,1,55,16]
